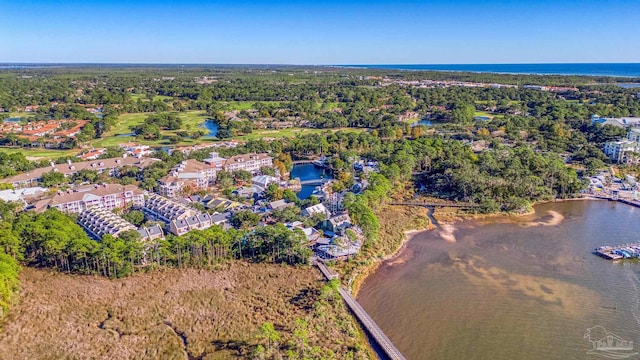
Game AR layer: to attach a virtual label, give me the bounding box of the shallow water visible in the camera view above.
[358,200,640,360]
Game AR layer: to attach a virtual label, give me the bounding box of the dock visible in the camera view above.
[595,243,640,260]
[312,259,406,360]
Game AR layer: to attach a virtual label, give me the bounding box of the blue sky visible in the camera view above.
[1,0,639,64]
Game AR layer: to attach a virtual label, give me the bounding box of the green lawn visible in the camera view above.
[235,127,365,140]
[92,111,212,148]
[0,147,78,160]
[5,112,35,119]
[154,95,174,102]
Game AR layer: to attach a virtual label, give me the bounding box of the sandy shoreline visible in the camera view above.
[353,196,609,297]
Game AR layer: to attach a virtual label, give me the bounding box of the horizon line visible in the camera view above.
[2,62,640,66]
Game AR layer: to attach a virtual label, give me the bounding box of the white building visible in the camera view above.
[119,142,153,157]
[302,203,331,218]
[159,159,217,198]
[628,128,640,143]
[252,175,280,189]
[224,153,273,173]
[203,152,227,170]
[604,140,640,163]
[34,184,145,214]
[591,115,640,128]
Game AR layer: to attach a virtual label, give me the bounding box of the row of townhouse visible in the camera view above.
[32,184,145,213]
[78,205,164,241]
[142,194,213,235]
[78,207,137,240]
[1,155,160,188]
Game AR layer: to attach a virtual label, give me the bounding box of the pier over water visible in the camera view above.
[313,260,406,360]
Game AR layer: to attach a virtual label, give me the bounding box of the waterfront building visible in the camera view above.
[34,184,144,214]
[604,140,640,163]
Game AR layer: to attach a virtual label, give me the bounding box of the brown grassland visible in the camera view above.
[0,264,372,360]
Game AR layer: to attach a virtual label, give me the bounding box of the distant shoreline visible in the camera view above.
[338,63,640,78]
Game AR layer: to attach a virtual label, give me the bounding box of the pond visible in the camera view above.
[200,120,219,137]
[290,163,330,200]
[411,119,432,127]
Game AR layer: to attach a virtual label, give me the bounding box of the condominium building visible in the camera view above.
[34,184,145,214]
[1,155,160,188]
[224,153,273,172]
[78,207,165,241]
[78,207,137,240]
[136,225,165,241]
[604,140,640,163]
[159,159,217,198]
[628,128,640,143]
[203,152,227,170]
[142,194,213,235]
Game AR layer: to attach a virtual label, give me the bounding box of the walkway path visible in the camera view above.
[312,259,406,360]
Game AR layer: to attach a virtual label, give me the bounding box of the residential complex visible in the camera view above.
[1,156,160,188]
[78,206,164,241]
[159,159,217,197]
[33,183,144,213]
[591,115,640,128]
[142,193,213,235]
[0,119,89,146]
[78,207,137,240]
[224,153,273,172]
[604,140,640,163]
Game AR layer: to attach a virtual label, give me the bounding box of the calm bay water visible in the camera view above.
[344,64,640,78]
[358,200,640,360]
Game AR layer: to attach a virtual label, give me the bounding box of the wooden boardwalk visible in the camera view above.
[313,260,406,360]
[390,201,482,209]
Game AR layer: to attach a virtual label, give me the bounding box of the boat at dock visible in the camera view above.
[595,244,640,260]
